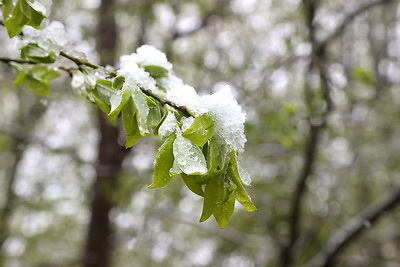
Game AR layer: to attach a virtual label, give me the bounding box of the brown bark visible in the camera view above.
[83,0,128,266]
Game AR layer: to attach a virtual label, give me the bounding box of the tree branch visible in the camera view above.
[0,57,36,65]
[317,0,393,53]
[281,1,330,266]
[60,51,101,70]
[0,54,194,117]
[306,187,400,267]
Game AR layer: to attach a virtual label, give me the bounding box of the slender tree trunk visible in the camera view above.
[83,0,129,266]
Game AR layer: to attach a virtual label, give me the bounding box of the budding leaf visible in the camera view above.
[182,113,215,146]
[148,134,176,189]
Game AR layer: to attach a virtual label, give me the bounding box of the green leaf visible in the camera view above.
[25,0,46,28]
[158,112,178,139]
[218,144,231,172]
[112,76,125,90]
[181,174,204,196]
[227,151,256,212]
[169,160,182,177]
[21,43,56,63]
[12,64,60,96]
[148,134,176,189]
[182,113,215,146]
[173,135,207,175]
[122,98,141,148]
[2,0,13,19]
[131,86,150,135]
[91,88,111,114]
[146,96,162,128]
[3,0,46,37]
[13,70,27,86]
[208,137,221,172]
[25,73,49,96]
[144,65,169,79]
[213,191,235,228]
[108,86,131,120]
[200,174,226,222]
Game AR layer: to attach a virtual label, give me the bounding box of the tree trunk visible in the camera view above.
[83,0,128,266]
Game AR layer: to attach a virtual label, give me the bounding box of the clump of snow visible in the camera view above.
[181,117,194,132]
[195,85,247,153]
[133,45,172,71]
[238,166,251,185]
[161,74,246,152]
[21,21,87,60]
[158,112,178,139]
[28,0,51,16]
[118,55,159,93]
[161,75,200,109]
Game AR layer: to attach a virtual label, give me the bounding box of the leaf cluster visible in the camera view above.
[0,3,256,228]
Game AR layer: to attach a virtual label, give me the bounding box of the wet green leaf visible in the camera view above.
[173,135,207,175]
[3,0,46,37]
[108,86,131,120]
[148,134,176,189]
[213,191,235,228]
[131,86,150,135]
[181,174,204,197]
[21,43,56,63]
[122,98,141,148]
[146,96,162,128]
[112,76,125,90]
[228,151,256,212]
[200,174,226,222]
[182,113,215,146]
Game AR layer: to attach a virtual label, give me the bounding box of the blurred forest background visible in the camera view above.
[1,0,400,266]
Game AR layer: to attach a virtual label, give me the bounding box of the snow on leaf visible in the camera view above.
[173,135,207,175]
[158,112,178,139]
[134,45,172,71]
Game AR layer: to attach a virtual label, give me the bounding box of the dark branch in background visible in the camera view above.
[171,0,232,39]
[316,0,393,53]
[306,187,400,267]
[281,0,395,266]
[280,1,324,266]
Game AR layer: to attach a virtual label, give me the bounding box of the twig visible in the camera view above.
[317,0,393,53]
[0,57,36,65]
[60,51,102,70]
[306,187,400,267]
